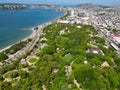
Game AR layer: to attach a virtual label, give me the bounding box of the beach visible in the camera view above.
[0,24,41,53]
[0,29,33,53]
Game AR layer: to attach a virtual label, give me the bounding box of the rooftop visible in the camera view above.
[101,61,110,67]
[86,48,104,55]
[111,34,120,44]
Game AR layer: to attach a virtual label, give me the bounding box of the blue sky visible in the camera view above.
[0,0,120,6]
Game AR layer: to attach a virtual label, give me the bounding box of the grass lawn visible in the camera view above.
[63,54,73,64]
[4,72,12,78]
[4,71,18,78]
[28,58,37,63]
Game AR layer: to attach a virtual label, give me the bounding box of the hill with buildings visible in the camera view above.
[0,3,28,10]
[0,3,56,10]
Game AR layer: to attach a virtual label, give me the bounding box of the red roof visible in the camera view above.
[112,34,120,37]
[98,25,106,29]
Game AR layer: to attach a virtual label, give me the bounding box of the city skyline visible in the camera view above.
[0,0,120,6]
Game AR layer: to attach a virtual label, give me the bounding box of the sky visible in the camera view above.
[0,0,120,6]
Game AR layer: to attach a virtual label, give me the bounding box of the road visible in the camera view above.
[94,25,120,57]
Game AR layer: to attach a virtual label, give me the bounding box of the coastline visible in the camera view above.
[0,24,46,53]
[0,28,34,53]
[0,11,66,53]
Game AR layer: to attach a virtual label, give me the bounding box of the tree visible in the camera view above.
[11,71,18,78]
[19,71,29,79]
[0,53,8,61]
[74,65,104,90]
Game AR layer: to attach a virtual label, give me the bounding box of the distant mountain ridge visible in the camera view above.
[76,3,108,9]
[0,3,55,10]
[0,3,28,10]
[76,3,120,9]
[76,3,110,8]
[74,3,120,12]
[0,3,120,10]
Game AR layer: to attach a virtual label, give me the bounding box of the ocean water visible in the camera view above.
[0,8,64,49]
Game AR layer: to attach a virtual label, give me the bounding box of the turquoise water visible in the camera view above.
[0,8,64,49]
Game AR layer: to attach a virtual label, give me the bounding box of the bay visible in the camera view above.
[0,8,64,49]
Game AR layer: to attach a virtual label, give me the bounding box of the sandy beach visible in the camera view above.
[1,29,35,52]
[0,26,37,53]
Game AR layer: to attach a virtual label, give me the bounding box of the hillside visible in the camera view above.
[0,3,28,10]
[1,23,120,90]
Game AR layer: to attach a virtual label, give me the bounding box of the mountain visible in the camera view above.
[75,3,110,11]
[0,3,28,10]
[0,3,55,10]
[30,4,55,8]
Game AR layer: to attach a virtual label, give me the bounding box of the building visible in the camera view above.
[58,20,69,24]
[110,34,120,48]
[101,61,110,67]
[86,48,104,55]
[71,10,75,17]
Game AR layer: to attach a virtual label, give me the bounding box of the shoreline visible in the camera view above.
[0,23,47,53]
[0,28,34,53]
[0,11,66,53]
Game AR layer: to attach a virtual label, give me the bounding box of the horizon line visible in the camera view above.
[0,3,120,6]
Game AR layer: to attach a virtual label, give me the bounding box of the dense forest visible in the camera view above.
[0,23,120,90]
